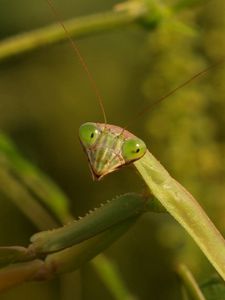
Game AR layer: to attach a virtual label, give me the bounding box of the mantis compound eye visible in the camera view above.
[122,138,146,162]
[79,122,100,146]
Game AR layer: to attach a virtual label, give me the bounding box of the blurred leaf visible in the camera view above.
[0,133,71,224]
[201,275,225,300]
[92,255,138,300]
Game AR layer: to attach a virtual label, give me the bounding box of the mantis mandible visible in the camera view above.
[45,0,225,280]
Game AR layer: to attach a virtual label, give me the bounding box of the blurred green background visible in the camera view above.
[0,0,225,299]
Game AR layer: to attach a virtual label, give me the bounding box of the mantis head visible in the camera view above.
[79,122,146,180]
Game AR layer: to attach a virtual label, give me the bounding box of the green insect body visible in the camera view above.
[79,121,225,281]
[79,122,146,180]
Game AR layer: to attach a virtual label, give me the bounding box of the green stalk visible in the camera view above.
[0,0,203,62]
[0,133,72,225]
[0,166,57,230]
[0,2,147,62]
[134,150,225,280]
[181,285,190,300]
[176,264,206,300]
[92,255,137,300]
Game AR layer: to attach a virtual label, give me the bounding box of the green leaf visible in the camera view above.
[0,133,71,224]
[201,275,225,300]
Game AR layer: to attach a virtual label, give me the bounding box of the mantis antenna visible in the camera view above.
[123,59,224,130]
[46,0,223,130]
[46,0,107,124]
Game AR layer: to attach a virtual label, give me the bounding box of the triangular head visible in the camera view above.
[79,122,147,180]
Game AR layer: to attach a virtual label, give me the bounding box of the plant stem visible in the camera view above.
[92,255,137,300]
[0,3,147,62]
[176,264,206,300]
[0,166,58,230]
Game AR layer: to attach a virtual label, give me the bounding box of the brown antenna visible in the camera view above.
[123,59,224,130]
[46,0,107,124]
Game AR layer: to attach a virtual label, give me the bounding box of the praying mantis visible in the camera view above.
[0,0,225,297]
